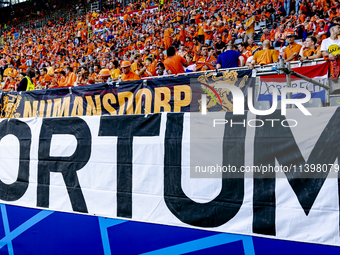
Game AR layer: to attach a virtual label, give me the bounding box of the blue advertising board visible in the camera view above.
[0,203,339,255]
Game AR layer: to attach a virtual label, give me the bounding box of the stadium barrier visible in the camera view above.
[0,52,338,254]
[143,58,327,80]
[0,62,332,118]
[0,109,339,251]
[0,70,254,118]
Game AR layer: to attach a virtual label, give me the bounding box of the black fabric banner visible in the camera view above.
[0,70,253,118]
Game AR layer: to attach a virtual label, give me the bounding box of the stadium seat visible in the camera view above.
[259,21,266,28]
[255,24,261,32]
[330,97,340,106]
[234,39,243,45]
[294,39,303,45]
[254,101,271,110]
[302,98,323,108]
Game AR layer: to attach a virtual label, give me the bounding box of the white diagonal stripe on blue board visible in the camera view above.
[98,217,127,255]
[0,204,14,255]
[141,233,255,255]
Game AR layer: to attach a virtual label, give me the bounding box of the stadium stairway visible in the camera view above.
[254,22,273,45]
[254,31,262,44]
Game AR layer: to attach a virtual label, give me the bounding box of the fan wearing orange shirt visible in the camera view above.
[50,69,64,89]
[197,17,205,44]
[144,57,156,77]
[298,36,322,61]
[164,25,172,50]
[38,68,53,88]
[81,28,88,42]
[260,29,274,43]
[1,73,16,92]
[196,45,217,71]
[131,53,145,77]
[284,32,302,62]
[150,45,159,57]
[250,40,279,68]
[297,10,305,23]
[222,30,232,44]
[164,46,187,75]
[237,42,252,63]
[85,40,95,55]
[89,64,102,83]
[262,9,271,21]
[178,25,186,44]
[246,38,258,52]
[244,12,255,42]
[121,61,140,81]
[192,37,201,62]
[203,19,214,46]
[176,44,188,58]
[58,67,77,87]
[314,20,328,41]
[329,8,338,22]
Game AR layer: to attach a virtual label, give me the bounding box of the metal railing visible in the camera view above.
[142,58,327,80]
[140,58,330,105]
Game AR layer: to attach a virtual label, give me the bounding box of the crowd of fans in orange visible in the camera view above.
[1,0,340,91]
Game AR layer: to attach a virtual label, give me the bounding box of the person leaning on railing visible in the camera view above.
[164,46,187,75]
[57,67,77,87]
[75,66,89,86]
[298,36,322,61]
[321,23,340,78]
[283,32,302,63]
[121,61,140,81]
[109,60,120,82]
[249,40,279,69]
[216,44,245,69]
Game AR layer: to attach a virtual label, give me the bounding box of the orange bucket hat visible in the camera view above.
[99,69,111,77]
[121,61,131,68]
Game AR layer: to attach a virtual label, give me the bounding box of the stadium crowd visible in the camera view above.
[0,0,340,91]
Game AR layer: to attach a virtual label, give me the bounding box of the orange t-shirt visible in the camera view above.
[253,49,279,65]
[91,72,100,80]
[303,47,318,57]
[203,24,213,40]
[245,16,255,34]
[39,74,53,86]
[121,71,140,81]
[58,72,77,87]
[164,55,186,74]
[131,62,140,74]
[284,42,302,61]
[196,56,217,71]
[145,65,156,77]
[261,34,274,42]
